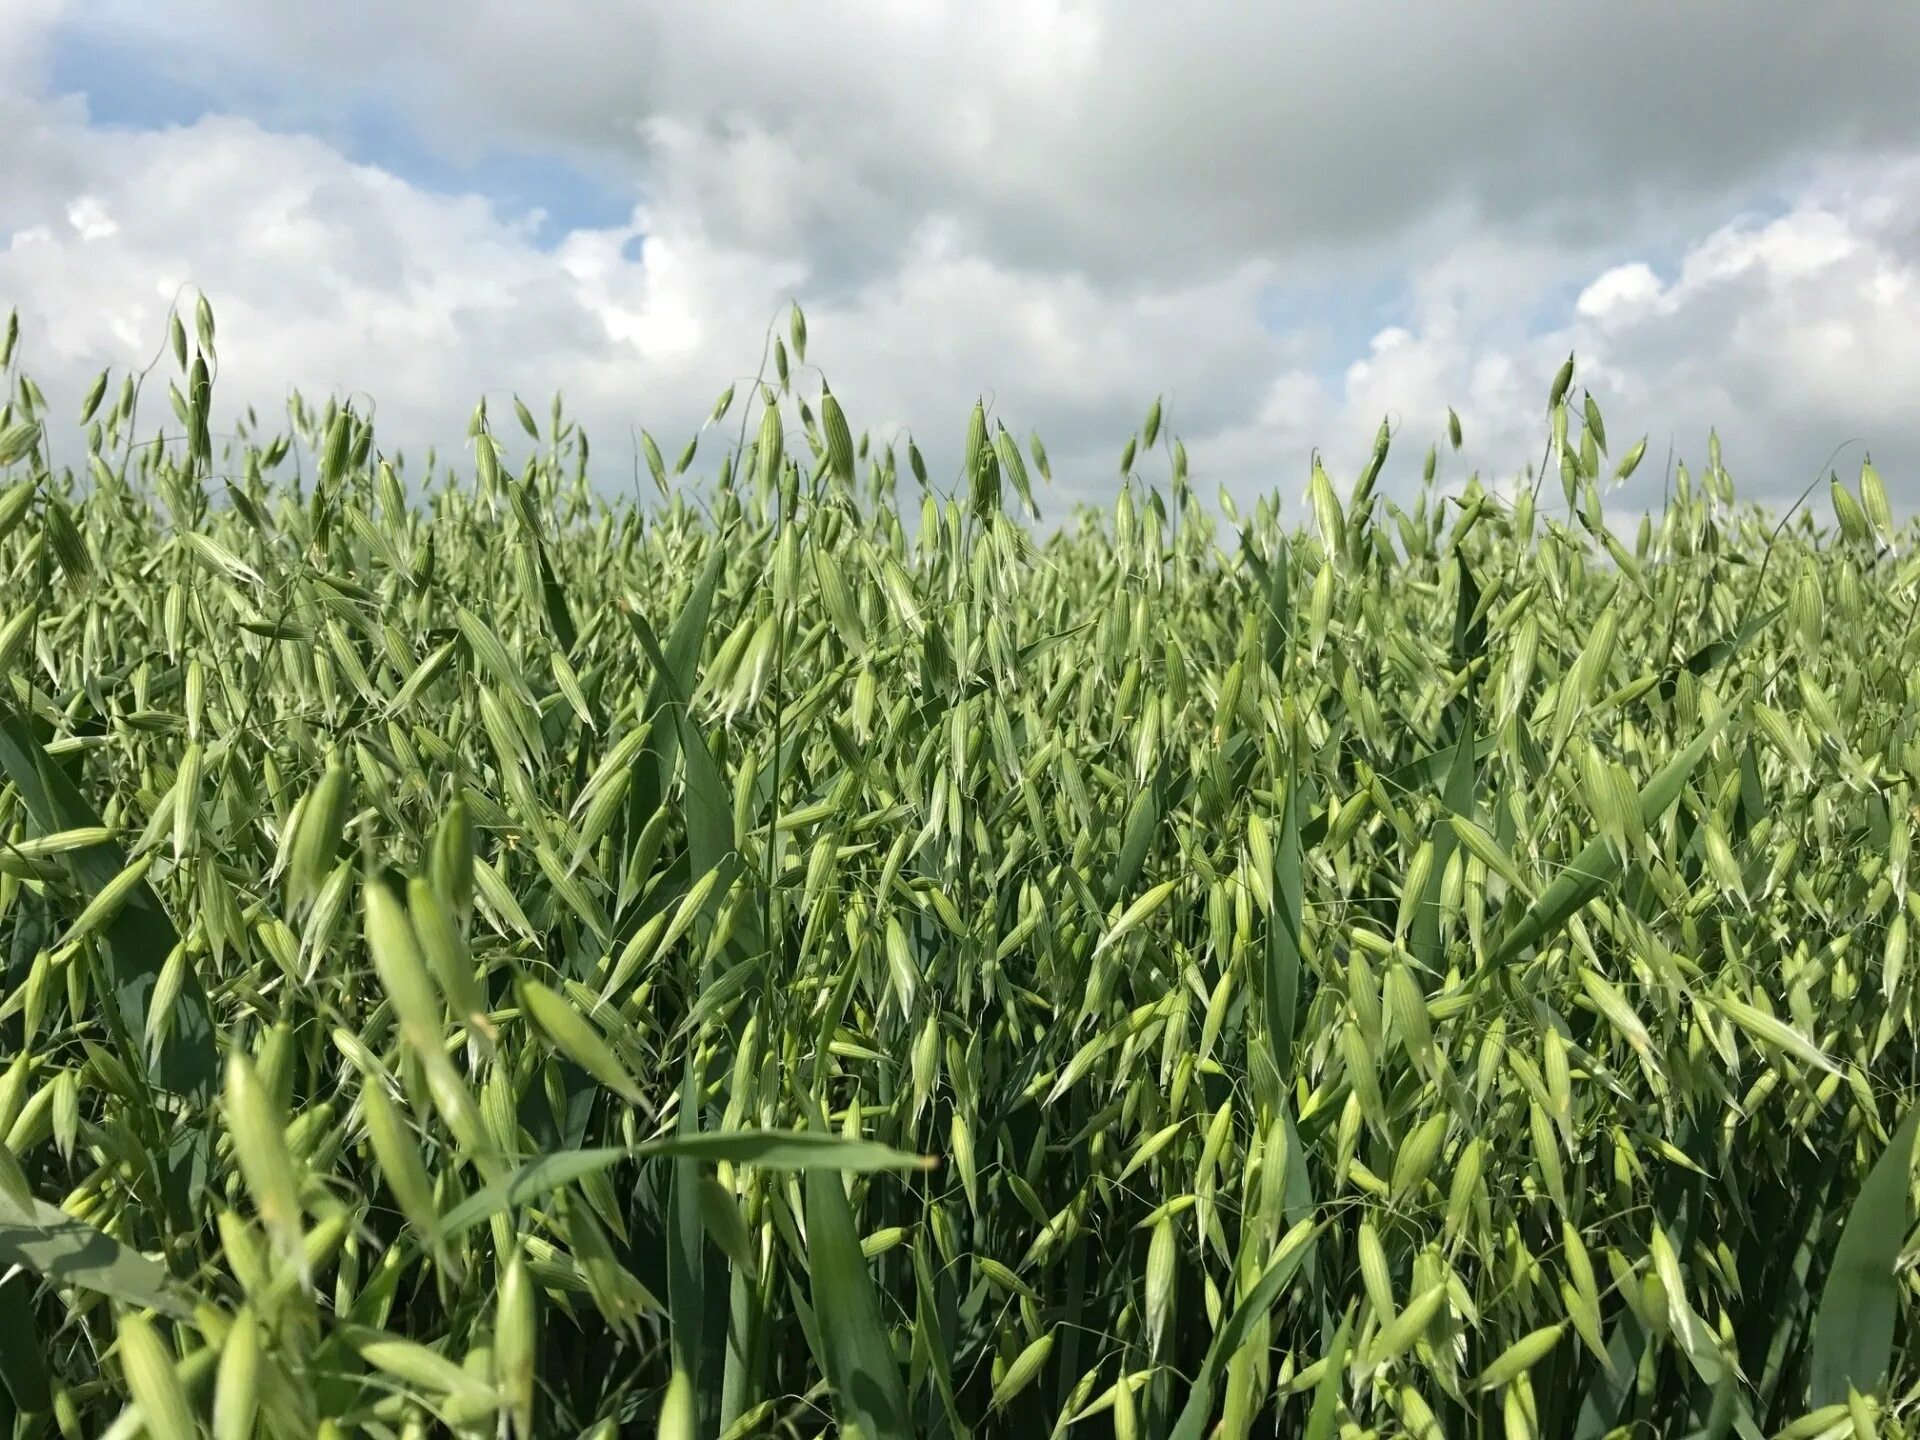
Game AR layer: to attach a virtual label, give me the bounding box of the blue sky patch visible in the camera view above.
[46,22,636,247]
[1258,274,1413,381]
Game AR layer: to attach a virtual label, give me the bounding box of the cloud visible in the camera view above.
[1167,167,1920,518]
[1566,182,1920,510]
[1,2,1916,523]
[48,2,1920,281]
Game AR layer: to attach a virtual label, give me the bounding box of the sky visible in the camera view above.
[2,1,1918,520]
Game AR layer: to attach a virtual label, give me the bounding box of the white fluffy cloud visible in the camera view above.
[2,2,1918,519]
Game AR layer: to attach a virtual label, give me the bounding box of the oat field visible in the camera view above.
[0,303,1915,1438]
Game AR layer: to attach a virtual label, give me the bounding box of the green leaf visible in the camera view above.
[804,1163,913,1439]
[0,1196,201,1319]
[1256,530,1291,686]
[1809,1100,1920,1406]
[1681,604,1784,679]
[1166,1222,1320,1440]
[623,570,746,974]
[438,1133,931,1241]
[0,1268,50,1414]
[1263,760,1303,1081]
[1303,1306,1356,1440]
[1412,696,1477,972]
[0,704,216,1104]
[1492,702,1729,965]
[1379,734,1499,793]
[666,1060,714,1432]
[535,540,577,654]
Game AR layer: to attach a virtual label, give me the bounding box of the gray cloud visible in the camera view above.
[48,3,1920,281]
